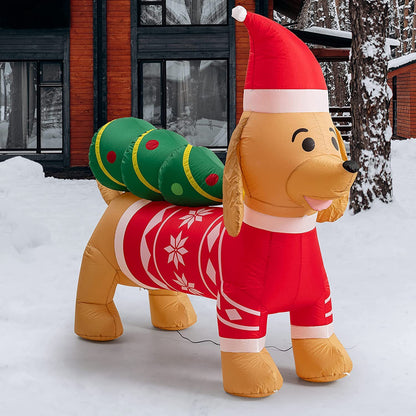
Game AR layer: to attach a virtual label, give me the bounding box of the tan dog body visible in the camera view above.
[75,109,356,397]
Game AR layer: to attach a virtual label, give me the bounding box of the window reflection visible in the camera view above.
[167,0,227,25]
[0,62,37,149]
[141,59,228,147]
[142,62,162,127]
[41,87,63,149]
[0,61,63,152]
[139,0,227,26]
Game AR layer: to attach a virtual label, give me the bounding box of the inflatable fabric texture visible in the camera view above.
[121,129,188,201]
[76,7,359,399]
[158,145,223,206]
[89,117,154,191]
[89,117,224,206]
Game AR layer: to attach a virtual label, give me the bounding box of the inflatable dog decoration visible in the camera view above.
[75,7,359,397]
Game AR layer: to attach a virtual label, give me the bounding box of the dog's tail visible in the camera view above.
[97,181,124,205]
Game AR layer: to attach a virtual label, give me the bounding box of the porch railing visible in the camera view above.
[330,106,352,142]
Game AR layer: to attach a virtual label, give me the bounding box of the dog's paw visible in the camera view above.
[148,290,197,330]
[221,348,283,398]
[292,333,352,382]
[74,301,123,341]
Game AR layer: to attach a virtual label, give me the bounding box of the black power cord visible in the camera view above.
[176,330,293,352]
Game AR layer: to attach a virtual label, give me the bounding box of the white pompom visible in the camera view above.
[232,6,247,22]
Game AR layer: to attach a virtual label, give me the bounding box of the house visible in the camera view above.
[3,0,358,175]
[388,53,416,140]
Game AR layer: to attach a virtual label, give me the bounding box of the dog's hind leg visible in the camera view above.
[75,244,123,341]
[148,290,197,330]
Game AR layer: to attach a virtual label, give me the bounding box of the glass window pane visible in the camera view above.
[142,62,162,126]
[0,62,37,150]
[41,62,62,83]
[40,87,62,149]
[166,0,227,25]
[166,60,227,147]
[140,5,163,25]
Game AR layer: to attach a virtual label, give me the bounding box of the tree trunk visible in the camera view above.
[389,0,402,56]
[298,0,319,28]
[412,2,416,52]
[349,0,393,214]
[403,0,410,53]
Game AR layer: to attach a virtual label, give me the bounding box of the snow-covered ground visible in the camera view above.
[1,141,415,415]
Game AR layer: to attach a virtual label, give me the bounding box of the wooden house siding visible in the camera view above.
[388,62,416,139]
[70,0,94,166]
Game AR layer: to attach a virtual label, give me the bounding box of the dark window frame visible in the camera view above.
[138,0,229,27]
[138,58,230,149]
[0,28,70,167]
[132,0,235,159]
[0,59,64,153]
[0,60,64,155]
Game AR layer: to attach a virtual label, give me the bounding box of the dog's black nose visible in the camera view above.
[343,160,360,173]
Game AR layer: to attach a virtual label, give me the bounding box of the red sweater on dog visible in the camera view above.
[115,199,333,352]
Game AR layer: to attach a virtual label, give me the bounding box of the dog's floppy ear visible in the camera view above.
[317,128,349,223]
[223,115,250,237]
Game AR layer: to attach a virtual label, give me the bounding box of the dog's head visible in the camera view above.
[223,111,358,236]
[224,8,359,237]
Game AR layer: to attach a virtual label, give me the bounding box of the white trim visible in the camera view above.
[231,6,247,22]
[217,314,260,331]
[243,204,317,234]
[114,199,161,290]
[325,311,333,318]
[197,217,223,298]
[243,89,329,113]
[220,336,266,353]
[151,207,183,291]
[325,295,331,304]
[291,323,334,339]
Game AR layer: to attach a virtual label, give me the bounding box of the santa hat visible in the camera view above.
[232,6,329,113]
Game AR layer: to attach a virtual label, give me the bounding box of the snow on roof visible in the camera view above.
[388,52,416,70]
[303,26,352,39]
[303,26,400,49]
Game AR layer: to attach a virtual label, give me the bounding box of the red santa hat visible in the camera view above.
[232,6,329,113]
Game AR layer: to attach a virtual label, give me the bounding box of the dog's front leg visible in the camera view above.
[290,297,353,382]
[217,298,282,397]
[221,346,282,398]
[74,243,123,341]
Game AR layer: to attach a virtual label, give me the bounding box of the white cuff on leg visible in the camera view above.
[291,323,334,339]
[220,336,266,353]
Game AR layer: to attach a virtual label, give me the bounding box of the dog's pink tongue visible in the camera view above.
[304,196,333,211]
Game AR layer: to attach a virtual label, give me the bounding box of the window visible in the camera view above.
[139,0,227,26]
[0,61,63,153]
[140,59,228,147]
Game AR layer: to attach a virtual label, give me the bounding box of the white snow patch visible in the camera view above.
[388,52,416,70]
[304,26,352,39]
[1,144,416,414]
[303,26,400,51]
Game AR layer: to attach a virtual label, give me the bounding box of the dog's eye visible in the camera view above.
[331,136,339,151]
[302,137,315,152]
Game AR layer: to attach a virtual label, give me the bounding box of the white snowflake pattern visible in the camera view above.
[164,232,188,269]
[173,273,202,295]
[179,208,213,229]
